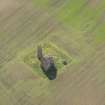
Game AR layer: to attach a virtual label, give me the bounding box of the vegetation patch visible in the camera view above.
[21,42,72,78]
[94,23,105,44]
[33,0,49,8]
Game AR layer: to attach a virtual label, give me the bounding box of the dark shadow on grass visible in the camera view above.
[41,64,57,80]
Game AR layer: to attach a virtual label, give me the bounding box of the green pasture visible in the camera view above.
[33,0,105,44]
[17,42,74,78]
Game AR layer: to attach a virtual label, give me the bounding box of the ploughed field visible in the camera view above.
[0,0,105,105]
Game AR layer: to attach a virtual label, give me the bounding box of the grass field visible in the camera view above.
[0,0,105,105]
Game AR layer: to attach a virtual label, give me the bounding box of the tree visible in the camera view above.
[37,46,57,80]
